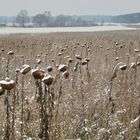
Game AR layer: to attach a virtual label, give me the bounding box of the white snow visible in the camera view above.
[0,25,136,34]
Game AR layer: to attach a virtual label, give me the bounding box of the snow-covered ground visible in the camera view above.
[0,25,136,34]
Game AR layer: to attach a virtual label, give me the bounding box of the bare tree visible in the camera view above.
[16,10,29,27]
[32,14,46,27]
[32,11,52,27]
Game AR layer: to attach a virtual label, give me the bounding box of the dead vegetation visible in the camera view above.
[0,30,140,140]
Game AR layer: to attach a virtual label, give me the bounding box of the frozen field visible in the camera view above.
[0,25,136,34]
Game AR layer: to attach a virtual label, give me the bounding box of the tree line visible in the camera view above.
[15,10,98,27]
[112,12,140,23]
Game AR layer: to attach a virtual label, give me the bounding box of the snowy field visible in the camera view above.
[0,25,136,34]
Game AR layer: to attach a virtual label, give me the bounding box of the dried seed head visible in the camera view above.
[75,54,82,60]
[88,49,91,52]
[137,61,140,66]
[31,68,45,79]
[73,67,77,71]
[115,42,118,46]
[130,63,136,69]
[120,45,123,49]
[57,52,62,56]
[47,66,53,72]
[115,57,119,60]
[20,64,31,75]
[81,60,87,65]
[56,64,59,68]
[119,64,127,71]
[15,69,20,73]
[58,64,68,72]
[36,59,41,64]
[68,58,73,63]
[42,74,53,86]
[112,62,126,79]
[134,49,139,52]
[0,77,16,90]
[1,48,4,52]
[62,71,69,79]
[84,58,90,62]
[7,50,14,55]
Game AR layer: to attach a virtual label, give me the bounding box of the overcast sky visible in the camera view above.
[0,0,140,16]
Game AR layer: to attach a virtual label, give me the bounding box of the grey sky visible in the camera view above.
[0,0,140,16]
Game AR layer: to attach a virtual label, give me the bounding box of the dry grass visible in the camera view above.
[0,30,140,140]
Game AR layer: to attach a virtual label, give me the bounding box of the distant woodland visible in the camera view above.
[0,10,140,27]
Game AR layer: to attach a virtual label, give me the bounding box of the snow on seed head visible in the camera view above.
[62,71,69,79]
[0,77,16,90]
[20,64,31,75]
[75,54,82,60]
[57,52,62,56]
[7,50,14,55]
[134,49,139,52]
[81,60,87,65]
[130,63,136,69]
[31,68,45,79]
[36,59,41,64]
[68,58,73,63]
[119,64,127,71]
[42,74,53,86]
[15,69,20,74]
[58,64,68,72]
[47,66,53,72]
[1,48,4,52]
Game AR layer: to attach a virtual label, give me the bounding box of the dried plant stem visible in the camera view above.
[36,79,44,139]
[79,60,86,127]
[21,75,24,139]
[43,85,49,140]
[4,55,11,140]
[86,62,90,83]
[4,90,11,140]
[11,88,16,140]
[6,55,10,77]
[56,78,62,121]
